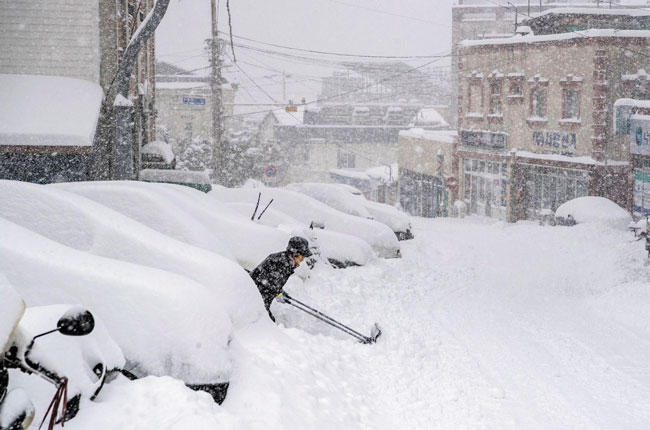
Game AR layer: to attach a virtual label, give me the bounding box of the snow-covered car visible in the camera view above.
[0,217,240,404]
[211,187,401,259]
[52,180,288,271]
[225,202,376,268]
[0,180,263,326]
[554,196,632,230]
[1,276,124,427]
[287,182,414,240]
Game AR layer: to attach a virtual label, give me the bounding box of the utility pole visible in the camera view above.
[210,0,225,185]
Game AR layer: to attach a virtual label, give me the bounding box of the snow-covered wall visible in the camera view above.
[0,0,100,83]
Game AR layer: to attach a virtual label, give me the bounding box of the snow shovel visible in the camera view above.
[277,293,381,344]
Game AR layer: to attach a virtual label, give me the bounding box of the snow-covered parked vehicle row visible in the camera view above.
[225,201,376,268]
[210,187,401,259]
[286,182,414,241]
[0,180,263,326]
[0,218,237,404]
[52,181,288,271]
[1,277,123,429]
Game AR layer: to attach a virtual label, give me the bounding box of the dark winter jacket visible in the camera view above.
[249,251,296,310]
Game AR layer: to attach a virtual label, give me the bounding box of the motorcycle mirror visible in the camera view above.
[56,307,95,336]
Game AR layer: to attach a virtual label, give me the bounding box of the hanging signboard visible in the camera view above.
[531,131,577,156]
[630,115,650,156]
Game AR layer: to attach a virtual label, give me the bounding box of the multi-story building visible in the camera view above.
[457,8,650,221]
[0,0,156,182]
[450,0,650,127]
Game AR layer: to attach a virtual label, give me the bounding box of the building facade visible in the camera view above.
[0,0,156,182]
[398,129,457,217]
[450,0,650,127]
[457,11,650,221]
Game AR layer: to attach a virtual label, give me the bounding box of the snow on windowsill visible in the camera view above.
[526,116,548,124]
[465,113,484,119]
[559,118,582,125]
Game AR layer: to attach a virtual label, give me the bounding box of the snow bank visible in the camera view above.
[0,218,233,384]
[141,140,175,163]
[0,74,103,147]
[65,376,237,430]
[211,187,400,258]
[555,196,632,230]
[0,275,24,353]
[1,180,263,326]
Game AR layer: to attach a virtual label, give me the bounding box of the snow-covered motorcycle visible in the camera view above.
[1,292,123,430]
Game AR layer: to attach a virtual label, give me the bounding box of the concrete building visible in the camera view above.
[257,102,449,203]
[0,0,156,183]
[457,8,650,221]
[450,0,650,127]
[398,129,457,217]
[155,61,236,155]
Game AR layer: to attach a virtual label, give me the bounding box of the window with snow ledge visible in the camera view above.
[488,71,503,119]
[560,74,582,124]
[506,73,524,103]
[527,75,549,124]
[466,71,484,119]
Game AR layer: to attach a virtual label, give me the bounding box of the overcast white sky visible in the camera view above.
[156,0,454,113]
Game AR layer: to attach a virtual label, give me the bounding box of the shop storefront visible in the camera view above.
[399,168,448,217]
[630,114,650,216]
[461,157,508,220]
[519,164,590,218]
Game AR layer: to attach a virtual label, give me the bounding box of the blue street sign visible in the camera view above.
[182,96,206,105]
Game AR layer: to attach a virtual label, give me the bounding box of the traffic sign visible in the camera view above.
[446,176,458,189]
[265,165,277,178]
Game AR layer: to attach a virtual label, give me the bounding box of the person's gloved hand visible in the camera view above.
[276,293,288,304]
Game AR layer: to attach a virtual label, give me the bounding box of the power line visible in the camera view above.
[218,31,450,59]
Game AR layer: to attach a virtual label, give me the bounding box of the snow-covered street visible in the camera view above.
[61,215,650,430]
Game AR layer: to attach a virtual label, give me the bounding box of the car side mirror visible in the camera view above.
[56,308,95,336]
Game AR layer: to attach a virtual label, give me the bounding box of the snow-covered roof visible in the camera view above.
[142,140,175,163]
[412,107,450,127]
[330,163,398,184]
[514,150,629,166]
[461,29,650,48]
[531,7,650,18]
[0,74,103,147]
[614,98,650,108]
[400,128,457,143]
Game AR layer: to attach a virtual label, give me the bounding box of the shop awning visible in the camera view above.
[0,74,103,147]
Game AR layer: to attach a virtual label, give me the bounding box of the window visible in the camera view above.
[184,122,193,139]
[563,89,580,119]
[466,72,484,116]
[337,150,355,168]
[510,81,522,96]
[559,74,583,123]
[531,88,546,118]
[489,81,502,115]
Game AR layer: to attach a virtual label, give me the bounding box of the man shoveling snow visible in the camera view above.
[250,236,381,344]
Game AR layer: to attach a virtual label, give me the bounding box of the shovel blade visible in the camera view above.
[363,322,382,344]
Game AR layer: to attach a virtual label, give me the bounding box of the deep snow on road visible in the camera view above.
[65,216,650,429]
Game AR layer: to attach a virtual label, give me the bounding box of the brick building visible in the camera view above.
[457,9,650,221]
